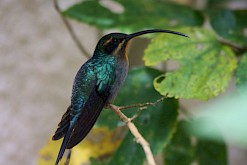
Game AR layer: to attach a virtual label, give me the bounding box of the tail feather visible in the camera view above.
[53,88,108,163]
[55,124,74,165]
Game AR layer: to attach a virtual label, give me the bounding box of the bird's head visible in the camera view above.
[94,29,188,59]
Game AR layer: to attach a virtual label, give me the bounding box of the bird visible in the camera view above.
[52,29,188,165]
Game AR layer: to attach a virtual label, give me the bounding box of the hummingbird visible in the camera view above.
[52,29,188,164]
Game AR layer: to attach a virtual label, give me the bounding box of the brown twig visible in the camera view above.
[108,104,156,165]
[65,149,72,165]
[119,96,167,121]
[119,96,167,110]
[53,0,91,58]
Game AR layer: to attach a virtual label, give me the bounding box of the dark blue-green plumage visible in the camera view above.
[53,33,129,165]
[52,29,188,165]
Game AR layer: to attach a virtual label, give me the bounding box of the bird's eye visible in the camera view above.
[112,38,119,43]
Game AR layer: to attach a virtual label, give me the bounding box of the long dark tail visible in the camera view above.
[55,124,74,165]
[53,90,106,164]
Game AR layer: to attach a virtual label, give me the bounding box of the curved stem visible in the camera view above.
[53,0,91,58]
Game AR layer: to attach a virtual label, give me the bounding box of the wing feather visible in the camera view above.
[66,88,107,149]
[52,106,71,140]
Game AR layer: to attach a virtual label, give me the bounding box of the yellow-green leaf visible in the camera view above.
[144,27,237,100]
[38,127,121,165]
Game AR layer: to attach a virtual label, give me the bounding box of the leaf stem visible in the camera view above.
[53,0,91,58]
[218,37,247,54]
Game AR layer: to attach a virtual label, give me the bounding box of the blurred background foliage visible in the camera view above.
[39,0,247,164]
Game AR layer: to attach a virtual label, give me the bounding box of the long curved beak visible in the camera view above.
[127,29,189,40]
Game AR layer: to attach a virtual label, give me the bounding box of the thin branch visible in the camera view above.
[65,149,72,165]
[53,0,91,58]
[108,104,156,165]
[119,96,167,121]
[119,95,167,110]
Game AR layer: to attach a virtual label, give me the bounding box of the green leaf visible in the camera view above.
[115,0,204,31]
[137,97,178,155]
[186,86,247,147]
[108,132,145,165]
[144,27,237,100]
[62,1,118,28]
[208,9,247,46]
[234,10,247,28]
[164,121,227,165]
[164,121,195,165]
[236,52,247,88]
[196,139,227,165]
[97,67,178,164]
[63,0,204,32]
